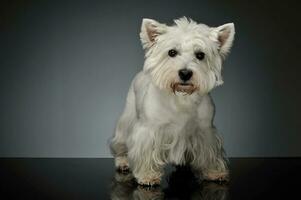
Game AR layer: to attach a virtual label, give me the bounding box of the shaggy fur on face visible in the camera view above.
[110,17,235,186]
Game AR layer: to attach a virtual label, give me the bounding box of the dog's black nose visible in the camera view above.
[178,69,193,81]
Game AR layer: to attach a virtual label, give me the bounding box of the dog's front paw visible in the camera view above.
[115,156,130,173]
[203,170,229,182]
[136,173,162,186]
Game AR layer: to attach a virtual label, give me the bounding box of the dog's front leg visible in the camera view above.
[127,122,164,186]
[191,127,229,182]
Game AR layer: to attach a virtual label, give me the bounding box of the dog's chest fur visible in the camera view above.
[133,72,209,164]
[136,72,202,126]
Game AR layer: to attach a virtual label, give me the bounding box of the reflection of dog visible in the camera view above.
[110,167,228,200]
[110,172,163,200]
[110,17,235,185]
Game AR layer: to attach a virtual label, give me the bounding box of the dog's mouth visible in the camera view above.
[171,83,197,95]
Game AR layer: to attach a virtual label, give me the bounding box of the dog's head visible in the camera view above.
[140,17,235,95]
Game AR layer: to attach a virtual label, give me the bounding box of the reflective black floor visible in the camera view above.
[0,158,300,199]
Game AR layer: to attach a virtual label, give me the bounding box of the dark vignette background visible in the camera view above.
[0,0,300,157]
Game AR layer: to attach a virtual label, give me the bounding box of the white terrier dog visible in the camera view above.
[110,17,235,186]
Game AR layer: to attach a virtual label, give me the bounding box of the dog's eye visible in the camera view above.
[195,52,205,60]
[168,49,178,57]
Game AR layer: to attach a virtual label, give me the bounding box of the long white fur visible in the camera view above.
[110,17,235,185]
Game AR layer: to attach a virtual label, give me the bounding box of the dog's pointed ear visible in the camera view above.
[210,23,235,58]
[140,18,167,49]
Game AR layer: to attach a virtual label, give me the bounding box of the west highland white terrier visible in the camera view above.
[110,17,235,186]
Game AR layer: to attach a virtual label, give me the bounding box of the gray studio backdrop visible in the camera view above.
[1,0,300,157]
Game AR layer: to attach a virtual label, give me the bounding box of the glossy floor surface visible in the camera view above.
[1,158,300,199]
